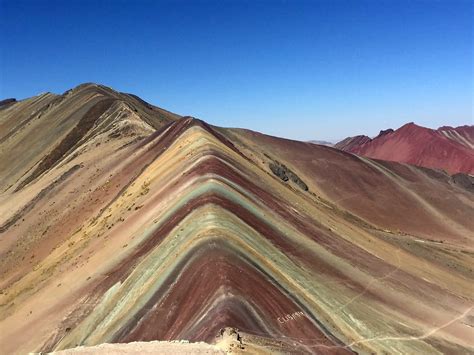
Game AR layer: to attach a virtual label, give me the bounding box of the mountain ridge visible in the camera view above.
[335,122,474,174]
[1,84,473,354]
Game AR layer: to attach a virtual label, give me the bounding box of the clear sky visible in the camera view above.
[1,0,472,141]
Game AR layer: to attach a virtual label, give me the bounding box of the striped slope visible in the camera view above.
[0,86,473,354]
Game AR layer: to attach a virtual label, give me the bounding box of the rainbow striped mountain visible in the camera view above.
[0,84,473,354]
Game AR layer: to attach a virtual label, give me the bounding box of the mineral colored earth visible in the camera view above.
[335,123,474,175]
[0,84,473,354]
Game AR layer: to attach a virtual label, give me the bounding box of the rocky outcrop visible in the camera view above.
[376,128,394,138]
[269,160,308,191]
[451,173,474,192]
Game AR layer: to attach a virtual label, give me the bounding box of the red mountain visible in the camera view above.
[336,123,474,174]
[333,134,371,151]
[438,125,474,149]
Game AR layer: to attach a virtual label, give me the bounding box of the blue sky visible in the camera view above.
[1,0,472,141]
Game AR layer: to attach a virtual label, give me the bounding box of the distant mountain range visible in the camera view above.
[334,123,474,175]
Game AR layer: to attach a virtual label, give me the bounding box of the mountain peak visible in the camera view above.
[333,134,371,151]
[399,121,424,130]
[375,128,394,138]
